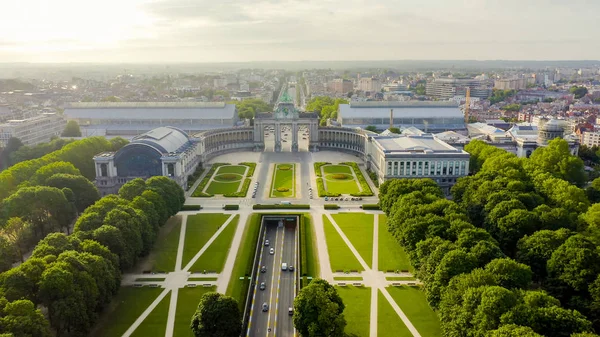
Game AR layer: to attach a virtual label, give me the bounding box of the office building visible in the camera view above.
[0,113,66,147]
[426,78,491,99]
[327,79,353,94]
[358,77,381,93]
[494,78,529,90]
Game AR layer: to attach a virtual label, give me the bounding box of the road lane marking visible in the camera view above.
[273,227,286,337]
[266,226,281,336]
[247,225,268,337]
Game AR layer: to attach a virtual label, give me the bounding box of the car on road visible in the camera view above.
[288,307,293,315]
[261,266,267,273]
[269,248,274,255]
[262,303,269,312]
[282,262,287,270]
[260,282,266,290]
[289,265,294,271]
[264,239,270,246]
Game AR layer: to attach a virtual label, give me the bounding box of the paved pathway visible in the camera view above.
[216,211,250,292]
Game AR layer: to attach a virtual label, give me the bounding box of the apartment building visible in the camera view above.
[358,77,381,93]
[426,78,491,99]
[327,79,353,94]
[0,113,66,147]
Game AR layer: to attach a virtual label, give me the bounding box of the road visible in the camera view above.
[248,217,297,337]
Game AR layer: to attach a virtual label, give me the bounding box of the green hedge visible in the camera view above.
[186,166,205,190]
[240,162,256,177]
[341,162,374,196]
[181,204,202,211]
[361,204,381,210]
[252,204,310,210]
[223,205,239,210]
[224,178,251,197]
[314,162,331,177]
[366,168,380,187]
[324,204,340,210]
[317,178,340,197]
[191,163,229,197]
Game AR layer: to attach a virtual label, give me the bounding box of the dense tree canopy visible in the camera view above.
[293,279,346,337]
[61,121,81,137]
[229,99,272,119]
[190,292,241,337]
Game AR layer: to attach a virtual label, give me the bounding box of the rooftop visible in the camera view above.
[129,126,191,154]
[372,134,466,155]
[339,101,463,119]
[64,102,236,120]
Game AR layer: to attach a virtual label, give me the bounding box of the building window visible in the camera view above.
[167,163,175,177]
[387,161,392,175]
[100,164,108,177]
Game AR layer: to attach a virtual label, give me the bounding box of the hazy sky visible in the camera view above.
[0,0,598,63]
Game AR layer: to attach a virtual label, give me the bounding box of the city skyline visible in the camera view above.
[0,0,599,63]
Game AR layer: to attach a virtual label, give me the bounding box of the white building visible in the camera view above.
[64,102,238,137]
[366,133,470,194]
[582,131,600,148]
[358,77,381,92]
[0,113,66,147]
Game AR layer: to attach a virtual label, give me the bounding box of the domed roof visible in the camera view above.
[125,126,190,154]
[540,119,565,132]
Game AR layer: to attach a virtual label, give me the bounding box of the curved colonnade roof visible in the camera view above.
[120,126,191,156]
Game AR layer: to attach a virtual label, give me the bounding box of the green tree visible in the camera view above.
[0,138,23,169]
[526,138,586,187]
[515,229,572,281]
[293,279,346,337]
[388,127,401,134]
[61,121,81,137]
[118,178,147,201]
[365,125,377,132]
[109,137,129,151]
[229,99,271,119]
[45,173,100,212]
[30,161,81,186]
[190,292,241,337]
[0,298,52,337]
[570,86,588,99]
[486,324,543,337]
[1,218,33,263]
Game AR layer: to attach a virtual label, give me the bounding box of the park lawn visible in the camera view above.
[332,213,374,268]
[130,290,171,337]
[377,290,413,337]
[216,165,247,175]
[323,216,363,272]
[189,215,240,272]
[149,216,182,272]
[300,214,319,279]
[91,287,163,337]
[336,286,371,337]
[173,287,216,337]
[387,286,442,337]
[182,213,232,268]
[378,214,413,273]
[322,165,361,195]
[270,163,295,198]
[226,213,261,310]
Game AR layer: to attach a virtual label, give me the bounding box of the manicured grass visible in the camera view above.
[332,213,374,268]
[182,213,231,269]
[322,164,361,195]
[378,290,413,337]
[300,214,319,279]
[173,287,216,337]
[226,213,262,310]
[91,287,163,337]
[149,216,182,272]
[323,216,363,271]
[336,286,371,337]
[189,215,240,272]
[205,165,249,195]
[270,163,296,198]
[134,278,166,282]
[333,276,363,281]
[386,277,417,281]
[378,214,413,273]
[387,286,442,337]
[130,290,171,337]
[187,277,218,281]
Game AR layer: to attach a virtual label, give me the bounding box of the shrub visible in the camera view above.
[366,168,380,187]
[253,204,310,209]
[219,173,240,180]
[181,204,202,211]
[341,162,373,196]
[324,204,340,210]
[314,162,331,177]
[331,173,350,180]
[186,166,205,190]
[278,164,293,170]
[240,162,256,177]
[317,178,340,197]
[223,205,239,210]
[223,178,251,197]
[361,204,380,210]
[276,187,290,192]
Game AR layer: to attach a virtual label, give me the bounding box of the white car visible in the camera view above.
[269,248,275,255]
[265,239,270,246]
